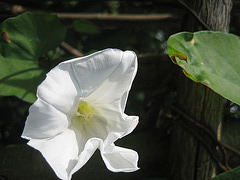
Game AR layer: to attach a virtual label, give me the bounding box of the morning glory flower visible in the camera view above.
[21,49,139,180]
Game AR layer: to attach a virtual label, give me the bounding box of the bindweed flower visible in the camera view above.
[22,49,139,180]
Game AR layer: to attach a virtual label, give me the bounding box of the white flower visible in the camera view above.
[21,49,139,180]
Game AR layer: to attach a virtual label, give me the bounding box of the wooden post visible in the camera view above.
[168,0,233,180]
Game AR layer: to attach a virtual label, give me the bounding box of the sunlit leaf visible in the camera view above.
[167,31,240,105]
[0,12,66,103]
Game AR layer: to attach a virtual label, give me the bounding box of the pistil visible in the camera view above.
[75,101,94,121]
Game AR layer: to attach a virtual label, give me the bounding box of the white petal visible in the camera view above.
[86,50,137,111]
[93,104,139,138]
[37,62,80,114]
[84,50,138,139]
[27,129,100,180]
[37,49,124,113]
[68,49,124,98]
[100,135,139,172]
[70,114,109,143]
[22,98,69,140]
[27,129,79,180]
[101,147,139,172]
[69,138,101,178]
[120,114,139,137]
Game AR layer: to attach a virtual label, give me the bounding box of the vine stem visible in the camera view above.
[60,42,83,57]
[177,0,212,30]
[54,13,176,21]
[170,105,240,171]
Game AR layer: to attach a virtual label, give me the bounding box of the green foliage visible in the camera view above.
[167,31,240,106]
[211,166,240,180]
[73,20,100,34]
[0,12,66,103]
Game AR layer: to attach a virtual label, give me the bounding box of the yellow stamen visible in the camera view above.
[76,101,94,121]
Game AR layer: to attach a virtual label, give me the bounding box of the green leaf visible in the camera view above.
[211,166,240,180]
[0,12,66,103]
[73,20,100,34]
[167,31,240,105]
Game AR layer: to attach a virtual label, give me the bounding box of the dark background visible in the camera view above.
[0,0,240,179]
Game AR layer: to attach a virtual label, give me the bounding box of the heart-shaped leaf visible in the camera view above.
[0,12,66,103]
[167,31,240,105]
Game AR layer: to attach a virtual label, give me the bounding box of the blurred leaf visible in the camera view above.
[167,31,240,105]
[0,12,66,103]
[73,20,100,34]
[211,166,240,180]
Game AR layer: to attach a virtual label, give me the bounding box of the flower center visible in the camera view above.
[75,101,94,121]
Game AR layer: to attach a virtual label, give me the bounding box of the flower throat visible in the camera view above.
[76,101,93,121]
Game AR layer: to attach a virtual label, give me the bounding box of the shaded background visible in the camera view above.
[0,0,240,179]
